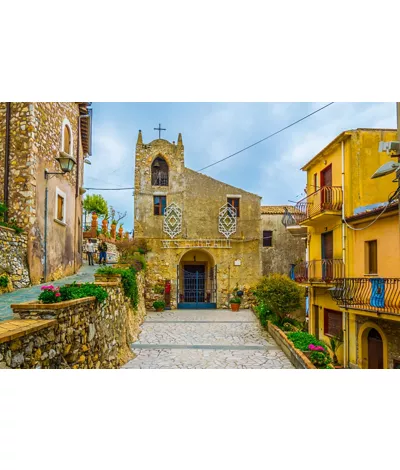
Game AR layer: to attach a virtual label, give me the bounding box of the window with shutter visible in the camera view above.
[57,195,64,221]
[323,309,342,337]
[154,196,166,216]
[63,125,71,154]
[227,197,240,217]
[365,240,378,274]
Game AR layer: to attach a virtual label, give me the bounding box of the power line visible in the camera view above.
[85,187,134,191]
[197,102,335,172]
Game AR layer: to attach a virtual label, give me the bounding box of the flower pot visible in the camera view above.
[156,308,164,312]
[230,303,240,312]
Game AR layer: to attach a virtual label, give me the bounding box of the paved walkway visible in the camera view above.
[0,263,97,322]
[123,309,294,369]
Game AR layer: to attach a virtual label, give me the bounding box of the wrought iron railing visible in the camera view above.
[152,170,169,186]
[281,207,307,227]
[291,186,343,223]
[290,259,344,283]
[330,278,400,315]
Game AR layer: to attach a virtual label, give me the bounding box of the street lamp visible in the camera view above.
[44,153,77,281]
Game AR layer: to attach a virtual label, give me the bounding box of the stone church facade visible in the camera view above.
[134,131,262,309]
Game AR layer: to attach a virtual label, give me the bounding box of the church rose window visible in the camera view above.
[227,197,240,217]
[152,157,169,186]
[154,196,166,216]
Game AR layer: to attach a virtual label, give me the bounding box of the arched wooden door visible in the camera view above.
[368,328,384,369]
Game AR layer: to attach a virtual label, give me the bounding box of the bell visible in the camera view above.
[153,160,161,168]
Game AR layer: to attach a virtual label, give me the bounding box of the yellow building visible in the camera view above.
[286,128,400,368]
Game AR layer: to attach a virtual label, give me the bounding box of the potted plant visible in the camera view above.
[229,297,241,312]
[153,300,165,312]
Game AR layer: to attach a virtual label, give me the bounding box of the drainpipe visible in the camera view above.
[341,140,349,368]
[74,113,90,274]
[3,102,11,222]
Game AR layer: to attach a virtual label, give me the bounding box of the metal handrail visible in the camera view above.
[291,259,345,283]
[292,186,343,222]
[330,277,400,315]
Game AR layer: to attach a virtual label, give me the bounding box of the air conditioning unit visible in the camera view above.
[378,141,400,155]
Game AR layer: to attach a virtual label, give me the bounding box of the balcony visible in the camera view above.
[294,186,343,226]
[330,278,400,315]
[281,207,308,237]
[290,259,345,284]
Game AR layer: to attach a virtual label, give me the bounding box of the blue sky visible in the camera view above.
[84,102,397,232]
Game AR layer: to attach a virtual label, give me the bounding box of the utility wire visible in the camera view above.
[197,102,335,172]
[85,187,134,190]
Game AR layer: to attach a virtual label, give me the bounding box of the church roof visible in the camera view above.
[261,205,300,215]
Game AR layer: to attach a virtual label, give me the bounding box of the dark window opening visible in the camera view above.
[227,197,240,217]
[263,230,272,247]
[154,196,166,216]
[365,240,378,274]
[323,309,342,337]
[152,157,169,186]
[393,359,400,369]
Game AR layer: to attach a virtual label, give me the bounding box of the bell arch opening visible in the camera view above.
[151,156,169,186]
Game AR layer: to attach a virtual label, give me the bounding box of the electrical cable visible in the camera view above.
[342,187,399,231]
[197,102,335,172]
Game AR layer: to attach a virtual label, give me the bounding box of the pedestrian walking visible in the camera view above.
[98,240,108,265]
[86,239,95,266]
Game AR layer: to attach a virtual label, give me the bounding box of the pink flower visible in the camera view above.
[55,293,61,297]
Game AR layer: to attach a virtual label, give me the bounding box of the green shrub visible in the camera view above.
[38,283,108,304]
[310,351,332,368]
[0,274,9,288]
[286,331,326,352]
[97,266,138,308]
[229,297,241,304]
[253,274,303,322]
[153,300,165,310]
[59,283,108,304]
[254,302,276,327]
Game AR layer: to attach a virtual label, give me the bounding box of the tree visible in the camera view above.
[83,194,108,218]
[108,206,127,225]
[253,274,303,322]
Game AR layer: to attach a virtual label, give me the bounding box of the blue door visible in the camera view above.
[177,265,217,309]
[370,278,385,308]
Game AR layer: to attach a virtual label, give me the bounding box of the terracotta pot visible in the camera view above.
[230,303,240,312]
[156,308,164,312]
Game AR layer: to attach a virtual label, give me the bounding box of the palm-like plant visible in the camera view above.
[326,334,343,365]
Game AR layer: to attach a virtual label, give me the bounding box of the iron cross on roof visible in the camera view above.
[154,123,166,139]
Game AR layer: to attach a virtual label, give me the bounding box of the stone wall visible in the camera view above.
[0,272,146,369]
[0,102,90,284]
[261,212,306,276]
[0,226,30,289]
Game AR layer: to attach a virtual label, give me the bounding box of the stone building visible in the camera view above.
[0,102,92,285]
[260,206,306,276]
[134,131,262,309]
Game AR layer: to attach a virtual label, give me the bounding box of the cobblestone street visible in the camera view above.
[123,309,294,369]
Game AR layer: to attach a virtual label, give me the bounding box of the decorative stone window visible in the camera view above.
[55,187,66,225]
[227,196,240,217]
[154,195,166,216]
[61,118,73,157]
[152,156,169,186]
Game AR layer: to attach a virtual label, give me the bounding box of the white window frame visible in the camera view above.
[61,118,73,156]
[55,187,67,225]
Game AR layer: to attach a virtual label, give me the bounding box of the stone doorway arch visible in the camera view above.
[177,249,217,309]
[358,322,388,369]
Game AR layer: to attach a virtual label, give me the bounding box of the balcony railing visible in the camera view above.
[330,278,400,315]
[292,186,343,223]
[290,259,345,283]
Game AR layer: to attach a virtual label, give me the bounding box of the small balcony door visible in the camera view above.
[321,231,333,280]
[320,164,332,208]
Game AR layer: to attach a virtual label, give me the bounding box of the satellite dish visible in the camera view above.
[371,161,400,179]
